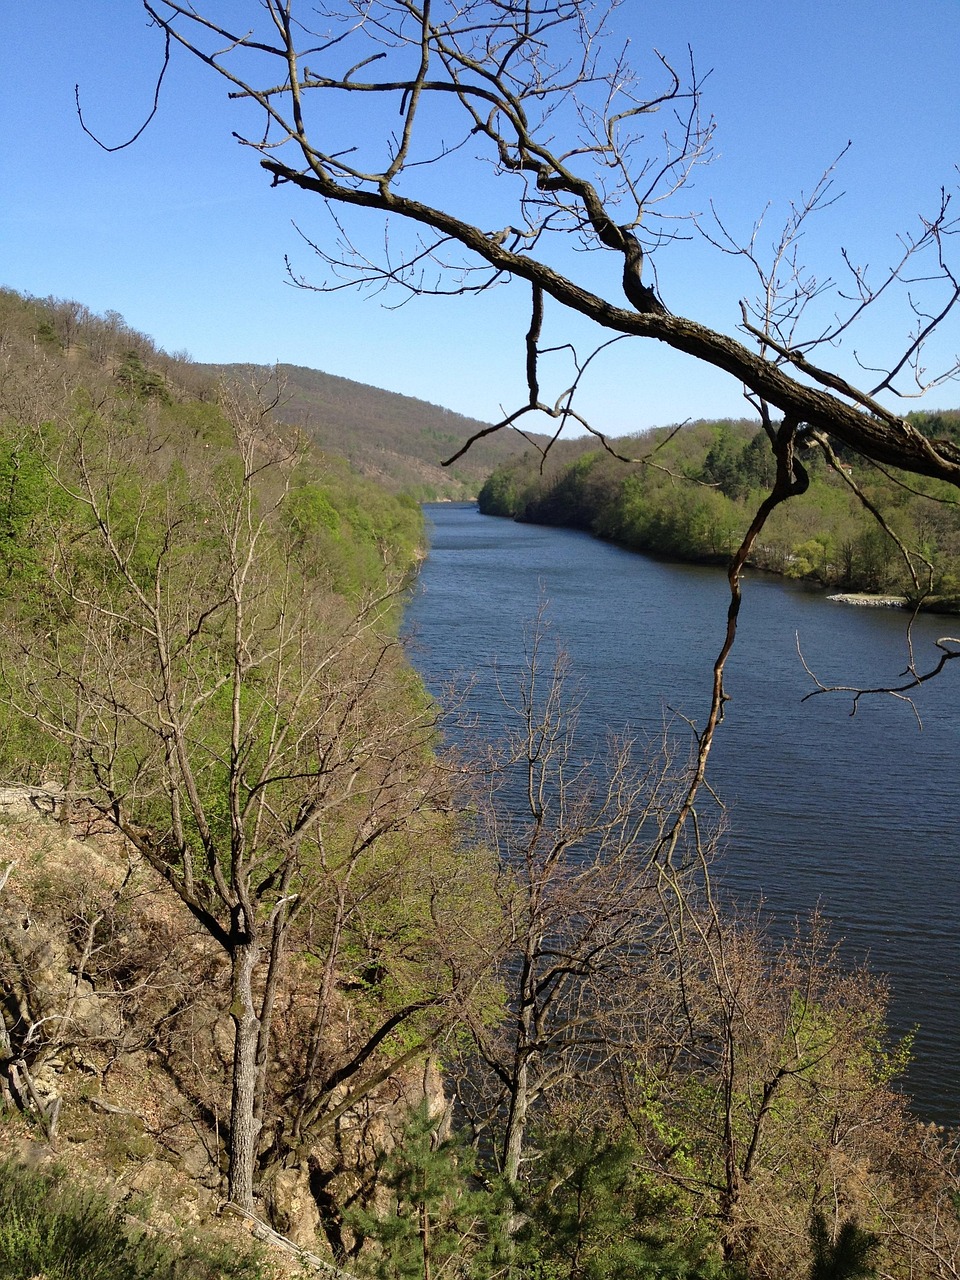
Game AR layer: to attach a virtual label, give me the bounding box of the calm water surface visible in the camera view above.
[403,502,960,1124]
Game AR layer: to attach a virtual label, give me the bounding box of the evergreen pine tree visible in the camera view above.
[808,1212,879,1280]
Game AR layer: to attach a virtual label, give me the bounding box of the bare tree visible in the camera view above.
[0,790,204,1148]
[454,616,700,1203]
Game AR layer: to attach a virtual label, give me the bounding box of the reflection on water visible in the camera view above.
[403,503,960,1125]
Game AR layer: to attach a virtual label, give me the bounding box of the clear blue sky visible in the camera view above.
[3,3,958,434]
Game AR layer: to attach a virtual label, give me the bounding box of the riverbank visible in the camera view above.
[477,425,960,617]
[825,590,960,614]
[827,592,909,609]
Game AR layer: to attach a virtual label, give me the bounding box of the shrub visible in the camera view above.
[0,1161,266,1280]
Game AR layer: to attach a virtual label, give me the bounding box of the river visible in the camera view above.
[402,502,960,1125]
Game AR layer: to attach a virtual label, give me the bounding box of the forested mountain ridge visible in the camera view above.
[0,287,492,1272]
[479,415,960,610]
[205,361,544,499]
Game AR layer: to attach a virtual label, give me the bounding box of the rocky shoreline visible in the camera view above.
[826,592,909,609]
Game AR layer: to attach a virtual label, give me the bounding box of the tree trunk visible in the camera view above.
[419,1199,432,1280]
[228,933,262,1210]
[502,1060,529,1189]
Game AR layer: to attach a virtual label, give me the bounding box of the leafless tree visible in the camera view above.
[0,795,200,1146]
[453,616,702,1208]
[871,1123,960,1280]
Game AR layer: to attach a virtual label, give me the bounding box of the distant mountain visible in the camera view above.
[207,362,546,499]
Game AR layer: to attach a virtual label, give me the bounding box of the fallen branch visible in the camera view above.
[219,1202,361,1279]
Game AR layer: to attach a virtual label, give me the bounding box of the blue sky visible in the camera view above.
[3,2,958,434]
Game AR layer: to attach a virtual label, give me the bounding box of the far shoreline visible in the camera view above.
[469,505,960,617]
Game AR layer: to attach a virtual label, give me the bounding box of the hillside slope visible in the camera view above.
[0,286,491,1268]
[207,361,544,498]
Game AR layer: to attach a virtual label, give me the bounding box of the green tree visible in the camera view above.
[703,429,746,500]
[353,1105,507,1280]
[516,1127,730,1280]
[1,382,492,1213]
[0,431,65,591]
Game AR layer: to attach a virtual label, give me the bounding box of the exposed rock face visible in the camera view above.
[0,794,448,1264]
[263,1054,449,1251]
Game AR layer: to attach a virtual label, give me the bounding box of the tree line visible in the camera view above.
[479,417,960,609]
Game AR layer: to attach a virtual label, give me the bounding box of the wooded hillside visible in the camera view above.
[206,361,544,500]
[480,416,960,610]
[0,286,498,1270]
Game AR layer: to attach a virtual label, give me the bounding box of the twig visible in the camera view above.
[797,632,960,720]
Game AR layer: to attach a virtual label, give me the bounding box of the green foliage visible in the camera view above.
[515,1127,731,1280]
[478,418,960,603]
[702,424,777,500]
[0,1162,266,1280]
[283,456,424,597]
[35,319,61,348]
[476,464,522,516]
[0,430,67,593]
[352,1106,508,1280]
[908,408,960,450]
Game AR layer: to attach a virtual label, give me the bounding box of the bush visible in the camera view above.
[0,1162,266,1280]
